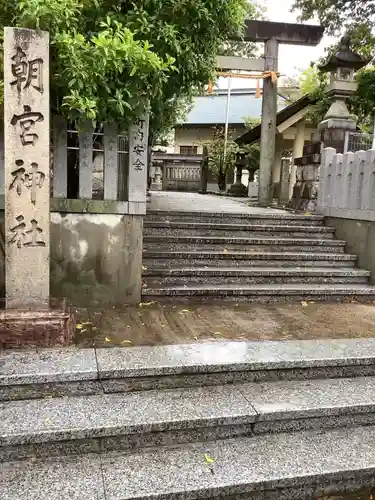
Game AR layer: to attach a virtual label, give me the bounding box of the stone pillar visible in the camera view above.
[4,27,50,309]
[1,28,75,347]
[259,39,279,205]
[272,145,282,199]
[289,120,305,199]
[278,158,291,206]
[128,114,150,213]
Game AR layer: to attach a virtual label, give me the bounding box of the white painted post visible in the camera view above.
[79,120,93,199]
[223,77,232,169]
[343,152,355,211]
[318,147,335,209]
[289,120,306,199]
[362,149,375,210]
[103,123,118,200]
[331,153,343,208]
[349,150,366,211]
[53,116,67,198]
[4,27,50,308]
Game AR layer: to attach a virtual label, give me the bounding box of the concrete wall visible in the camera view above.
[0,211,143,306]
[327,217,375,285]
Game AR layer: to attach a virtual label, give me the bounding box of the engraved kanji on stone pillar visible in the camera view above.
[4,27,50,308]
[128,114,149,206]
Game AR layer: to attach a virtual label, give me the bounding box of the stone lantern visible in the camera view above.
[228,151,248,197]
[318,35,369,147]
[288,35,369,212]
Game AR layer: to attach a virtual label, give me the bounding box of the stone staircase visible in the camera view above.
[142,210,375,302]
[2,339,375,498]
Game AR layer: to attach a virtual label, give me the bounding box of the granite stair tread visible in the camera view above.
[144,221,335,232]
[0,384,257,447]
[3,426,375,500]
[147,210,325,221]
[4,339,375,387]
[143,236,345,246]
[142,283,375,296]
[143,250,357,260]
[143,266,370,276]
[4,376,375,448]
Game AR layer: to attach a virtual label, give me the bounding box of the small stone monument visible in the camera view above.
[228,152,248,197]
[0,27,74,347]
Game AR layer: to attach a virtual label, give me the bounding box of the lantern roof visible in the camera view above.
[318,35,369,72]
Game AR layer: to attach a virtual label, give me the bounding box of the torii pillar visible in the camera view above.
[242,21,324,205]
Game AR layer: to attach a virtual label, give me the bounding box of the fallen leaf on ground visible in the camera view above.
[193,335,199,341]
[304,212,312,216]
[44,418,51,425]
[127,325,131,328]
[179,309,191,314]
[121,340,132,345]
[139,301,155,307]
[223,248,228,254]
[76,324,83,330]
[300,301,308,307]
[204,453,216,464]
[104,337,112,343]
[142,265,148,271]
[213,332,223,337]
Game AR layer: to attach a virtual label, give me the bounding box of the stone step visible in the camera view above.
[143,236,346,254]
[4,376,375,461]
[142,283,375,303]
[4,339,375,400]
[146,210,325,226]
[143,221,336,239]
[143,251,358,268]
[3,425,375,499]
[143,267,370,286]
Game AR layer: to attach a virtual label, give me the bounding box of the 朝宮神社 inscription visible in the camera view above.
[4,27,50,308]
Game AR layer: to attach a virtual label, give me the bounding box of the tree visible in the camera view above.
[219,1,267,59]
[292,0,375,37]
[204,120,262,191]
[203,126,238,191]
[0,0,249,135]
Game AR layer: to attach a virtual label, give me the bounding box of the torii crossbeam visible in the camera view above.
[226,20,324,204]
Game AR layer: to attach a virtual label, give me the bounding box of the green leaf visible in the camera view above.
[204,453,216,464]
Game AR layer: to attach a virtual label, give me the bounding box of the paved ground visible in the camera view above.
[149,191,287,214]
[75,301,375,347]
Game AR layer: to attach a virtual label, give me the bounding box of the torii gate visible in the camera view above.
[221,20,324,205]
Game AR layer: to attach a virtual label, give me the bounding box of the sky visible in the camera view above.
[218,0,335,89]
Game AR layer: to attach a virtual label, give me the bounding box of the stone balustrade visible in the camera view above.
[318,147,375,222]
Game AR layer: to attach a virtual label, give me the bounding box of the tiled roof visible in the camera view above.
[182,89,286,125]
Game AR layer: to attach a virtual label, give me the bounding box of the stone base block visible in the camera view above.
[0,299,75,348]
[228,183,247,197]
[150,182,162,191]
